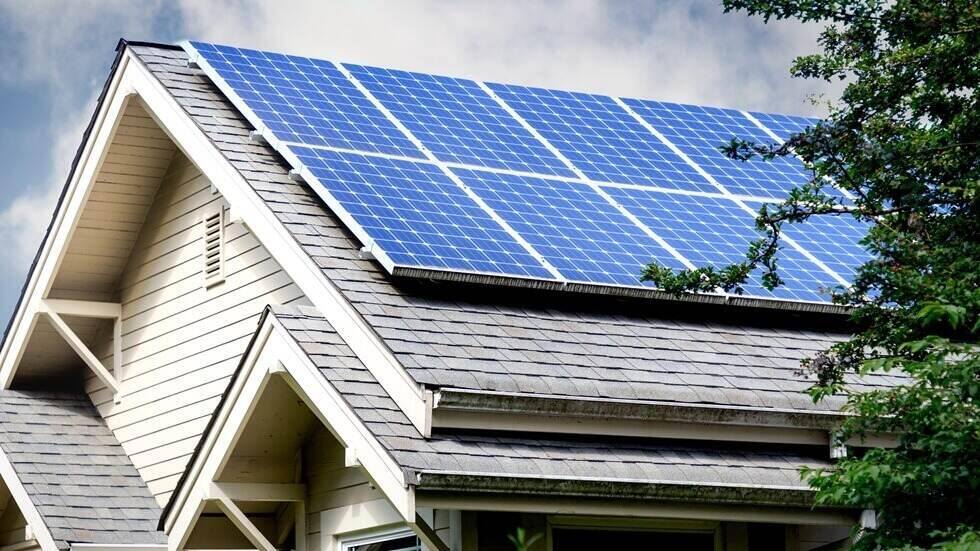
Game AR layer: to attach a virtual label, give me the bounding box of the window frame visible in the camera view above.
[339,527,420,551]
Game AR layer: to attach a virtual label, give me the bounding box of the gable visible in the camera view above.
[0,43,310,511]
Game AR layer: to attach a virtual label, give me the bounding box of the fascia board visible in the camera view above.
[433,388,847,430]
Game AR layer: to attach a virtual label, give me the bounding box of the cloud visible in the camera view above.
[176,0,836,114]
[0,107,90,282]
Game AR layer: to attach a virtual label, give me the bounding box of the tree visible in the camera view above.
[643,1,980,548]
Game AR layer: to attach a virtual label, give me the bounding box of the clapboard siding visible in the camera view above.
[86,152,309,505]
[304,426,387,550]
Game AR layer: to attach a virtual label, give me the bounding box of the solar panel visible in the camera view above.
[487,83,717,193]
[750,111,820,141]
[623,99,812,199]
[454,169,687,285]
[345,64,575,177]
[188,42,425,158]
[291,147,555,279]
[604,187,841,302]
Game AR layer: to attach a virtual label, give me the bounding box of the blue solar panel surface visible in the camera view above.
[189,42,424,158]
[623,99,811,199]
[291,147,555,278]
[605,187,840,302]
[455,169,686,285]
[751,111,820,141]
[346,64,575,177]
[487,84,716,193]
[761,206,871,282]
[188,41,868,305]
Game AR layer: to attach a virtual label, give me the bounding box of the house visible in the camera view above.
[0,39,891,551]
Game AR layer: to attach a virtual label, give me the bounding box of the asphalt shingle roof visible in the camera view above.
[273,305,828,504]
[131,43,899,415]
[0,390,166,549]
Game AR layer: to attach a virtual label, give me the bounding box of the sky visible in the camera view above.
[0,0,836,326]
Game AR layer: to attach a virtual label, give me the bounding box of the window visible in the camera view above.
[202,204,225,287]
[341,529,421,551]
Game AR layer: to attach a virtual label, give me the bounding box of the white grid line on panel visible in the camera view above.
[278,139,779,205]
[476,81,697,271]
[741,110,857,202]
[334,61,566,282]
[616,97,851,288]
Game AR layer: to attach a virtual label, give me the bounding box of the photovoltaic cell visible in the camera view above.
[487,83,717,193]
[605,187,842,302]
[752,204,871,283]
[188,42,424,158]
[290,147,554,279]
[751,111,821,141]
[453,169,686,286]
[623,99,812,199]
[345,64,575,177]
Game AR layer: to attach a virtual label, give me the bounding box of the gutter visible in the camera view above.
[433,388,847,430]
[394,266,853,316]
[414,471,823,508]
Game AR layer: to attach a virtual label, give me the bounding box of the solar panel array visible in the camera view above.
[187,41,866,305]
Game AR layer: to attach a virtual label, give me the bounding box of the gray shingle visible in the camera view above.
[271,307,828,502]
[0,390,166,549]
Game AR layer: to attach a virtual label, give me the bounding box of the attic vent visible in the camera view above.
[203,205,225,288]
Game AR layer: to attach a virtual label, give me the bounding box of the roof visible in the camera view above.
[0,390,165,549]
[274,304,829,506]
[129,43,900,417]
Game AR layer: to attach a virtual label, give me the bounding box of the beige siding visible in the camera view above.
[304,426,386,551]
[86,152,308,506]
[303,425,455,551]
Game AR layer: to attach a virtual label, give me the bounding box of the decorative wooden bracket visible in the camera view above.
[38,299,122,398]
[206,482,307,551]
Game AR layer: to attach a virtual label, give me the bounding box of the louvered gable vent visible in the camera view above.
[202,205,225,287]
